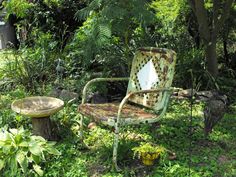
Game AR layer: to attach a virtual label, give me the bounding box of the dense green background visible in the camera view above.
[0,0,236,176]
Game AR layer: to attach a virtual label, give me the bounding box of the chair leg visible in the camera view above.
[78,114,90,150]
[79,114,84,141]
[113,124,121,171]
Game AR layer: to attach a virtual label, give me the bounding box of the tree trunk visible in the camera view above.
[188,0,234,78]
[205,41,218,77]
[32,117,54,140]
[223,39,229,66]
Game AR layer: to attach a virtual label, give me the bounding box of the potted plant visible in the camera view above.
[132,142,166,166]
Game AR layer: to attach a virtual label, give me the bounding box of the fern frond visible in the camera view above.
[93,21,111,46]
[75,0,102,21]
[75,7,91,21]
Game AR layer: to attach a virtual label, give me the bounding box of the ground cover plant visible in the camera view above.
[0,126,60,176]
[0,0,236,176]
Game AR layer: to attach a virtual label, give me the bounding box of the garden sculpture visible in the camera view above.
[78,47,176,170]
[56,58,65,83]
[203,91,228,136]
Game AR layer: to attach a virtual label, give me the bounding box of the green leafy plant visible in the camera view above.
[132,142,166,158]
[0,126,61,176]
[132,142,166,165]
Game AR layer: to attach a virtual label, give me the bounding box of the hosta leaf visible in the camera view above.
[18,126,25,134]
[0,131,11,142]
[31,154,41,164]
[2,144,12,154]
[0,141,5,146]
[10,157,17,175]
[16,151,28,173]
[15,134,23,145]
[33,164,44,176]
[0,132,5,141]
[0,159,5,170]
[19,141,28,147]
[47,141,56,146]
[31,136,46,142]
[9,128,18,135]
[46,147,61,156]
[29,142,42,156]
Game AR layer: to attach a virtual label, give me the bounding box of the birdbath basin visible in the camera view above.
[11,96,64,117]
[11,96,64,140]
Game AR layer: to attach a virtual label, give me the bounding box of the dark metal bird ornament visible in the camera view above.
[203,91,228,136]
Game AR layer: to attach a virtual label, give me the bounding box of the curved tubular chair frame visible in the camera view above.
[80,78,174,171]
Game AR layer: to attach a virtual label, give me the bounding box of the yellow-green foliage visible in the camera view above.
[132,142,166,159]
[43,0,61,7]
[150,0,184,24]
[3,0,34,18]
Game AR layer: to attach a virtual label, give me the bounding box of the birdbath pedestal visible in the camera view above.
[11,96,64,140]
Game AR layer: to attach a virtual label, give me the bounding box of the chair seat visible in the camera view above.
[78,103,158,126]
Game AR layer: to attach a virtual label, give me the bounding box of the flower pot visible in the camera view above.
[141,152,160,166]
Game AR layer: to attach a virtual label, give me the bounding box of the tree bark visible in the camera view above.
[205,41,218,77]
[193,0,210,42]
[223,39,229,66]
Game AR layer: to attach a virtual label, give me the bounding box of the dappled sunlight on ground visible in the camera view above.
[1,90,236,176]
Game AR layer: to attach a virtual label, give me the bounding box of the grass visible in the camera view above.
[0,50,16,88]
[0,50,14,69]
[0,51,235,176]
[1,88,236,177]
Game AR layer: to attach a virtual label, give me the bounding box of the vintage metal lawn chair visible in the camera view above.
[78,47,176,170]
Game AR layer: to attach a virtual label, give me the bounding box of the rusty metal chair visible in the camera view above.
[78,47,176,170]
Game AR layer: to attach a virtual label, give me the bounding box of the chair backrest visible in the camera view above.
[126,47,176,111]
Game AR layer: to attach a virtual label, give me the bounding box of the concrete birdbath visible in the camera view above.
[11,96,64,140]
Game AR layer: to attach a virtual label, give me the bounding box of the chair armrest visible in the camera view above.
[116,87,175,125]
[82,77,129,104]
